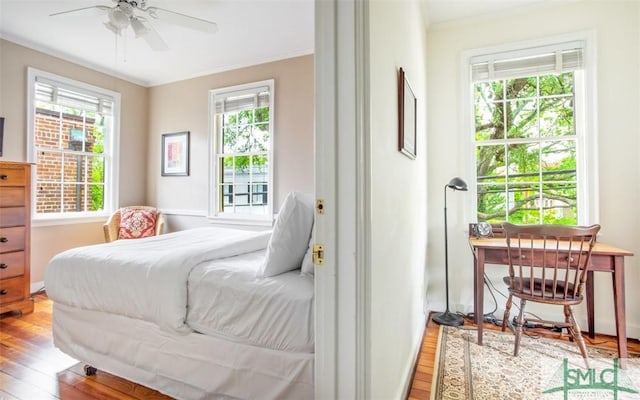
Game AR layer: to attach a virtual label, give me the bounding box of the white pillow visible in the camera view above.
[258,192,315,277]
[300,237,314,276]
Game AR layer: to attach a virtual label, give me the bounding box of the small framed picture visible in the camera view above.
[161,131,190,176]
[398,68,417,159]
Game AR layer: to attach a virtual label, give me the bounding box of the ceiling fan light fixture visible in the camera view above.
[108,8,130,29]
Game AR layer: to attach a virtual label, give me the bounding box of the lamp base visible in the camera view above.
[432,310,464,327]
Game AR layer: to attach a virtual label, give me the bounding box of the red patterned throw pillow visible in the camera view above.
[118,208,157,239]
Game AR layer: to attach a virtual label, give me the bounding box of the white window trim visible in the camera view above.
[460,31,598,225]
[207,79,275,226]
[27,67,120,226]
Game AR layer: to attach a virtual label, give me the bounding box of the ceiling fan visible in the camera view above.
[50,0,218,51]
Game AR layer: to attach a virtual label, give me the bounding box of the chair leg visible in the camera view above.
[565,305,589,369]
[513,298,527,356]
[502,294,513,332]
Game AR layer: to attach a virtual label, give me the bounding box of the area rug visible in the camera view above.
[431,326,640,400]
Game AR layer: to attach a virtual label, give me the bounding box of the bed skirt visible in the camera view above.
[52,303,314,400]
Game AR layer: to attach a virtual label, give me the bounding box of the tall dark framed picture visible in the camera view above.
[161,131,190,176]
[398,67,417,159]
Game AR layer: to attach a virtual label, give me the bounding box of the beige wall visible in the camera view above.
[147,55,314,224]
[0,40,149,285]
[426,1,640,338]
[368,1,428,398]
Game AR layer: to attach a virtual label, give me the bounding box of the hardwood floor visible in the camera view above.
[2,294,638,399]
[408,314,640,400]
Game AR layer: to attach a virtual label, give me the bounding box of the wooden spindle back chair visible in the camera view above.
[501,222,601,367]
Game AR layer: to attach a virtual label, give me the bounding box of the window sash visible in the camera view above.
[209,80,274,223]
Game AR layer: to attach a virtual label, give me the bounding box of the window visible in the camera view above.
[209,80,274,223]
[27,68,120,222]
[466,36,597,225]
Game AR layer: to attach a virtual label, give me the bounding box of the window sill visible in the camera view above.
[32,213,109,228]
[207,215,274,228]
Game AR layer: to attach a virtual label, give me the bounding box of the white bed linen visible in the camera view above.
[187,250,314,353]
[52,302,314,400]
[45,227,271,333]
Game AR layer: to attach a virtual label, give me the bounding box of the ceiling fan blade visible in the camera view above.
[50,5,110,17]
[145,7,218,33]
[138,23,169,51]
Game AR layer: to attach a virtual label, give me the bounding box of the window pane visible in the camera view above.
[63,184,84,212]
[506,143,540,183]
[35,106,61,150]
[474,83,503,141]
[508,183,540,224]
[36,183,61,214]
[223,125,237,153]
[89,184,104,212]
[255,107,269,123]
[477,183,506,222]
[506,99,538,139]
[539,97,574,137]
[476,144,506,183]
[63,154,86,183]
[505,77,536,100]
[540,73,574,96]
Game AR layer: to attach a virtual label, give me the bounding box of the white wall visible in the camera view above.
[368,1,428,398]
[426,1,640,338]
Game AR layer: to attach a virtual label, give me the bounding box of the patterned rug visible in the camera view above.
[431,326,640,400]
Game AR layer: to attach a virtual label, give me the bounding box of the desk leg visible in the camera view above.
[586,271,595,339]
[612,256,628,368]
[475,250,485,345]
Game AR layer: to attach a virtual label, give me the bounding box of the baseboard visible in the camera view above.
[31,281,45,294]
[401,312,427,399]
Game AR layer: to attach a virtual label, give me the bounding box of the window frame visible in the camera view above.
[460,32,598,225]
[208,79,275,226]
[27,68,120,226]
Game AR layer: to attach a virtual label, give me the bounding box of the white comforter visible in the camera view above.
[45,227,271,333]
[187,250,314,353]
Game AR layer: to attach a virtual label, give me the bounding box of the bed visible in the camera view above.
[44,192,316,400]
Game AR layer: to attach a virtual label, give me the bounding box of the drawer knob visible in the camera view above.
[0,289,7,295]
[0,175,7,181]
[0,237,7,243]
[0,263,7,269]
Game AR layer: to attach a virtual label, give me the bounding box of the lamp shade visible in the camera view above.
[447,177,468,191]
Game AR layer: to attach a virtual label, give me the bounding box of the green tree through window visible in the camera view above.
[474,72,578,224]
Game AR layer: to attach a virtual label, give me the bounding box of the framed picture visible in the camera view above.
[161,131,190,176]
[398,67,417,159]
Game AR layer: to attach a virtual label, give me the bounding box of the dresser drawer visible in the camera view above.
[0,187,26,207]
[0,276,26,304]
[0,167,26,187]
[0,207,26,228]
[0,251,25,279]
[0,227,25,253]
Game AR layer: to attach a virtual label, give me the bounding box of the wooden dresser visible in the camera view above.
[0,161,34,315]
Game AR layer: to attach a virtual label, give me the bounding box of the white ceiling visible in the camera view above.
[0,0,549,87]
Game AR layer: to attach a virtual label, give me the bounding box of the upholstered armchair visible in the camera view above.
[103,206,165,243]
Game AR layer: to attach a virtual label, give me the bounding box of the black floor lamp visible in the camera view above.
[432,177,467,327]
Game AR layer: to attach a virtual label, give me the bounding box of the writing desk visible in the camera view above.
[470,236,633,363]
